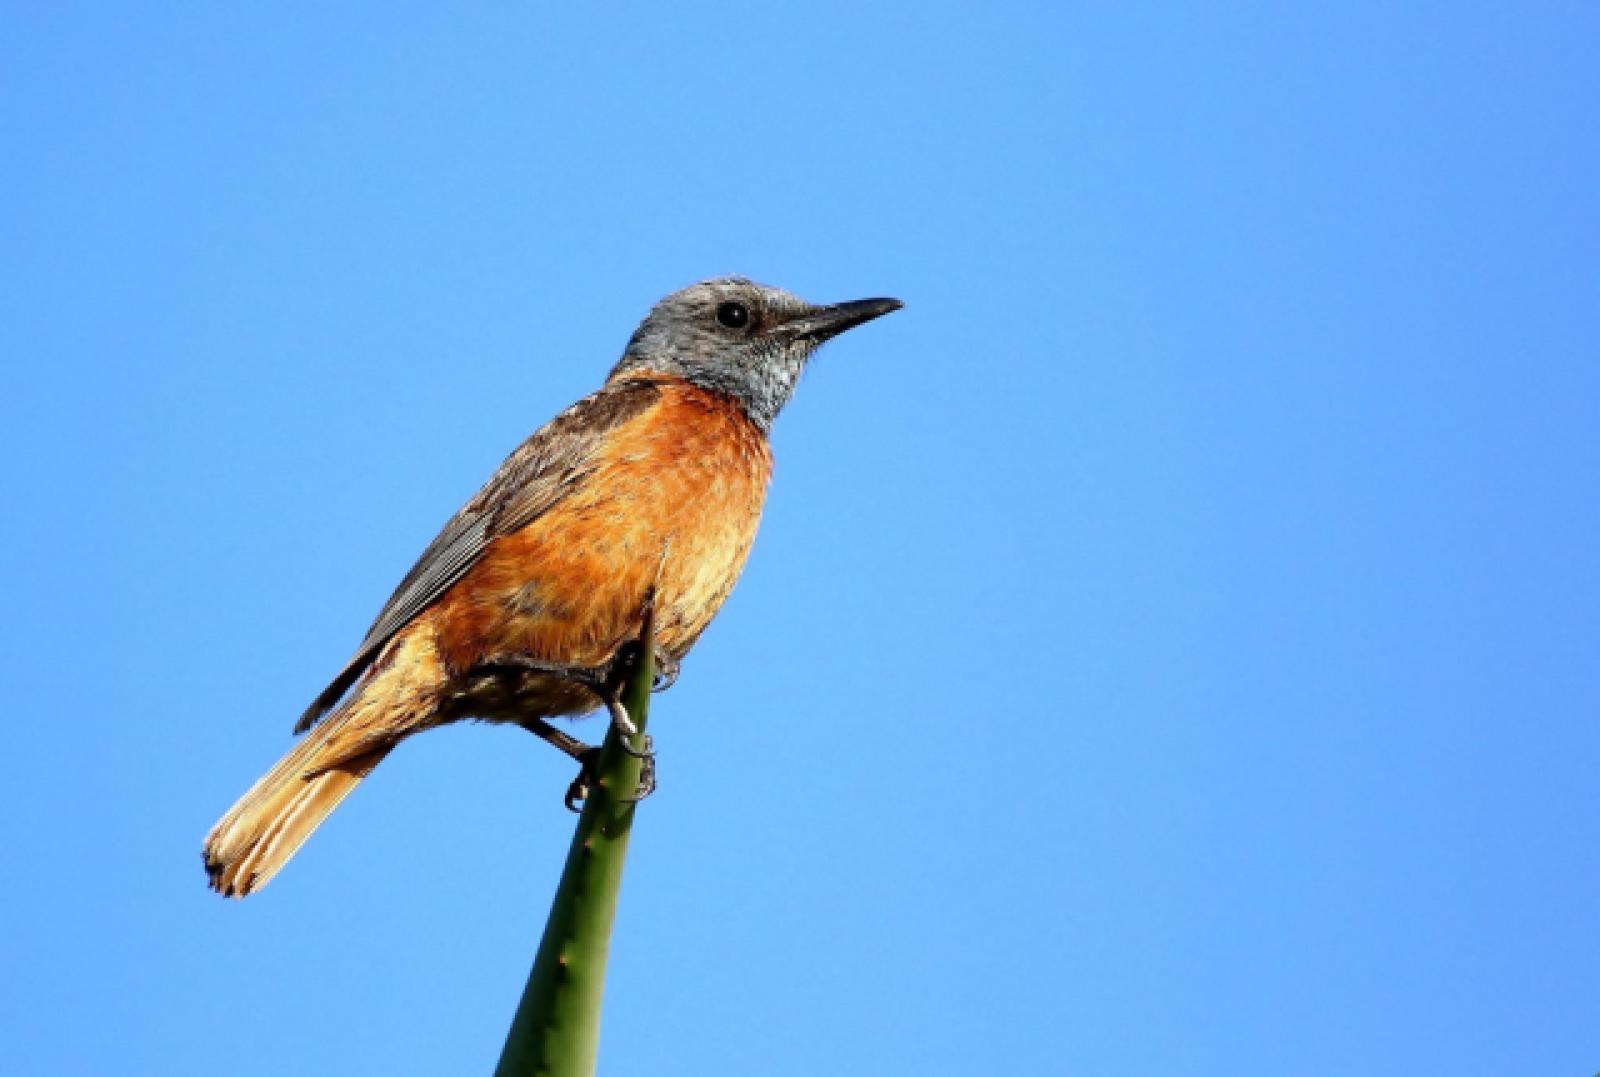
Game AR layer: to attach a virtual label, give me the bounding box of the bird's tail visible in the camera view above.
[203,715,390,898]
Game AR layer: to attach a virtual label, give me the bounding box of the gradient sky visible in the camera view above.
[4,4,1597,1074]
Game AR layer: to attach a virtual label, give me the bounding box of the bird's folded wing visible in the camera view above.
[293,376,664,734]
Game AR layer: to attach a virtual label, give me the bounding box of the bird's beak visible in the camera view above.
[782,297,904,343]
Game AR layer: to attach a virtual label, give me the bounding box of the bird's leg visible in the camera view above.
[476,646,655,758]
[488,644,679,692]
[515,717,656,812]
[595,643,650,754]
[514,717,602,812]
[520,715,594,763]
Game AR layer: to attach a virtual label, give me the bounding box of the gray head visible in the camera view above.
[609,278,902,430]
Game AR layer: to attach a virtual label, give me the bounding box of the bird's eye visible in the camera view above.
[715,301,750,330]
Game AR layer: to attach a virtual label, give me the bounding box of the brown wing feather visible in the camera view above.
[293,376,664,734]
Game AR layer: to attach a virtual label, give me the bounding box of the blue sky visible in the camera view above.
[3,4,1597,1074]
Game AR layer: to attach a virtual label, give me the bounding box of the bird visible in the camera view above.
[202,277,901,897]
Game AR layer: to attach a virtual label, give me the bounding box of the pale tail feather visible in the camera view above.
[203,717,389,898]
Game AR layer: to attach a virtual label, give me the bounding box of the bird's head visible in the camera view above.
[609,277,902,429]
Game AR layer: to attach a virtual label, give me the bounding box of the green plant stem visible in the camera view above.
[493,613,656,1077]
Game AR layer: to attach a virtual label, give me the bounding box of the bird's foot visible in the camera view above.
[622,739,657,803]
[565,747,602,812]
[564,737,656,812]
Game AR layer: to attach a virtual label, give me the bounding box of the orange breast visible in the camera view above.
[429,378,773,676]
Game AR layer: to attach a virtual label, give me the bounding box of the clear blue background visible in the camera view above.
[3,5,1596,1074]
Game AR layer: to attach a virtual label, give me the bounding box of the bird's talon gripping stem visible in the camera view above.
[564,736,654,810]
[564,747,603,813]
[620,736,657,804]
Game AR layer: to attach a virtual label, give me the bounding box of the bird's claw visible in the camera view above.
[564,747,603,813]
[621,740,657,803]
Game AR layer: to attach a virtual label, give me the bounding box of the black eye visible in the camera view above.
[715,301,750,330]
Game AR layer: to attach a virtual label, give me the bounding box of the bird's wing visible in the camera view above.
[293,376,664,734]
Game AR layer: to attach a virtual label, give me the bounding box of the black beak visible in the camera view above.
[783,297,904,343]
